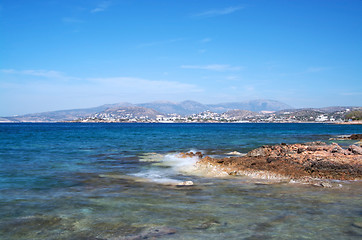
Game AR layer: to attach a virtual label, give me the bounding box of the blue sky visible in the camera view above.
[1,0,361,116]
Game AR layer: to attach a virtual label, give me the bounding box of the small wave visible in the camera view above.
[161,153,200,173]
[129,150,203,184]
[132,170,180,184]
[226,151,246,156]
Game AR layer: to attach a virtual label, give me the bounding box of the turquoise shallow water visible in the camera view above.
[0,123,361,239]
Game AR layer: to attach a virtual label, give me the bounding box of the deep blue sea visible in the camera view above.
[0,123,361,239]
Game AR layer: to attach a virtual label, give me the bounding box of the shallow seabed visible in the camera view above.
[1,175,362,240]
[0,123,361,239]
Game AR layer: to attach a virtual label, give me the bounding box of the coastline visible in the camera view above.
[333,120,362,125]
[1,120,361,124]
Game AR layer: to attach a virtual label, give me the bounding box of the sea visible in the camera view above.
[0,123,361,239]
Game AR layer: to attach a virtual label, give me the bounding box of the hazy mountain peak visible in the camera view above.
[180,100,204,104]
[207,99,293,113]
[146,100,176,104]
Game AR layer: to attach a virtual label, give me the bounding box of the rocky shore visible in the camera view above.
[181,141,362,182]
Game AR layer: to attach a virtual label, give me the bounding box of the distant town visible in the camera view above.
[74,107,361,124]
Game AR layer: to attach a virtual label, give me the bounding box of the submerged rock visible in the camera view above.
[194,220,221,230]
[352,222,362,229]
[313,181,333,188]
[330,134,362,140]
[118,226,176,240]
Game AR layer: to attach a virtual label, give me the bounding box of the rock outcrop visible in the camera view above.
[193,142,362,181]
[350,134,362,140]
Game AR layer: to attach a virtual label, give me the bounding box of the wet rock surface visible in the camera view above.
[330,134,362,140]
[350,134,362,140]
[194,142,362,181]
[178,151,203,158]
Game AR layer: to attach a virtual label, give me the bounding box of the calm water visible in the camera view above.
[0,123,361,239]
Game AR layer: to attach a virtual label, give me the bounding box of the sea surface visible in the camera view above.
[0,123,361,239]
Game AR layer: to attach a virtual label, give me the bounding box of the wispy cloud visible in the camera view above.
[181,64,243,71]
[193,6,243,18]
[89,77,202,94]
[137,38,184,48]
[1,69,202,96]
[91,1,111,13]
[1,69,78,80]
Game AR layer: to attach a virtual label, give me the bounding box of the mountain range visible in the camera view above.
[139,99,292,115]
[1,99,292,122]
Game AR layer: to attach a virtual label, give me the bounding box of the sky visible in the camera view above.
[1,0,361,116]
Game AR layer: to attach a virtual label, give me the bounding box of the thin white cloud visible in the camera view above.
[1,69,202,93]
[88,77,202,93]
[91,1,111,13]
[0,69,65,78]
[0,69,205,115]
[181,64,243,71]
[1,69,75,80]
[1,69,202,94]
[193,6,243,18]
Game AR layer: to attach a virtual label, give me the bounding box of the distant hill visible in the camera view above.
[208,99,293,113]
[138,99,292,115]
[138,100,209,115]
[223,109,258,120]
[1,99,292,122]
[92,106,164,120]
[273,107,362,122]
[1,102,134,122]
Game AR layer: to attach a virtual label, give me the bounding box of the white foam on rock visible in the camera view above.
[161,153,200,173]
[226,151,246,156]
[132,169,181,184]
[129,150,203,185]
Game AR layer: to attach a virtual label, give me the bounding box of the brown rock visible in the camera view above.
[247,147,268,157]
[350,134,362,140]
[197,142,362,181]
[178,152,203,158]
[348,145,362,155]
